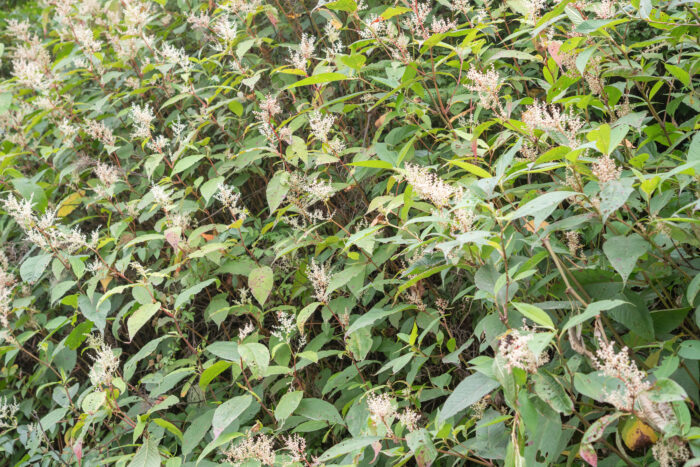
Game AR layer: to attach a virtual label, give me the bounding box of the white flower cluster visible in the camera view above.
[593,340,651,411]
[84,119,116,146]
[87,334,120,387]
[466,66,501,110]
[2,195,97,255]
[307,259,330,303]
[0,397,20,429]
[498,328,550,373]
[215,183,247,222]
[222,434,276,466]
[367,393,421,433]
[289,34,315,72]
[591,155,622,184]
[0,258,16,328]
[522,100,584,147]
[404,163,459,209]
[129,104,155,139]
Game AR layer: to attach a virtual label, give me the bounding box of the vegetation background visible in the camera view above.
[0,0,699,466]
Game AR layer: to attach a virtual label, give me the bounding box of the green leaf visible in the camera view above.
[664,64,691,87]
[153,418,183,442]
[297,302,322,333]
[512,302,554,329]
[324,0,357,12]
[439,372,500,421]
[533,372,574,415]
[174,279,216,310]
[285,72,347,89]
[266,171,290,213]
[12,178,47,212]
[128,437,161,467]
[348,160,393,169]
[82,391,106,413]
[206,341,240,361]
[510,191,575,221]
[200,176,225,204]
[275,390,303,421]
[66,321,93,350]
[678,341,700,360]
[599,179,634,222]
[238,342,270,378]
[380,6,411,19]
[78,294,111,330]
[173,154,204,174]
[450,160,492,178]
[603,234,648,284]
[561,300,628,333]
[345,305,405,336]
[182,409,214,456]
[212,394,252,439]
[686,274,700,306]
[248,266,273,306]
[20,252,52,283]
[296,398,345,425]
[199,360,233,390]
[127,303,160,341]
[317,436,382,462]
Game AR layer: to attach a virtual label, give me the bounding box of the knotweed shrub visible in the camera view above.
[0,0,698,465]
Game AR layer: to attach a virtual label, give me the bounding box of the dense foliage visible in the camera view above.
[1,0,699,465]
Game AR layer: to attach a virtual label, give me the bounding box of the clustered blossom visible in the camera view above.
[129,104,155,139]
[309,111,335,143]
[470,397,489,420]
[452,207,476,233]
[0,397,20,429]
[0,258,17,328]
[238,321,255,341]
[289,34,315,72]
[160,43,191,72]
[499,328,550,373]
[593,340,651,411]
[73,23,101,54]
[220,0,263,15]
[221,434,276,466]
[525,0,546,23]
[565,231,581,257]
[215,183,247,222]
[591,155,622,183]
[594,0,616,19]
[86,334,120,387]
[148,135,169,153]
[150,185,171,207]
[84,119,116,146]
[212,16,238,43]
[397,408,420,432]
[367,393,395,421]
[307,259,330,303]
[522,101,584,147]
[299,176,334,203]
[95,163,120,188]
[466,66,501,110]
[322,22,344,60]
[404,163,458,208]
[271,311,296,341]
[254,95,283,144]
[2,195,96,254]
[652,437,690,467]
[283,434,307,463]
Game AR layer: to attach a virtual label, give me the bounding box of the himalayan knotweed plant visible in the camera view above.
[0,0,699,465]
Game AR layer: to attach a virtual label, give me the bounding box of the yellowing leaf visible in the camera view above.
[620,416,657,450]
[57,191,84,217]
[450,160,491,178]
